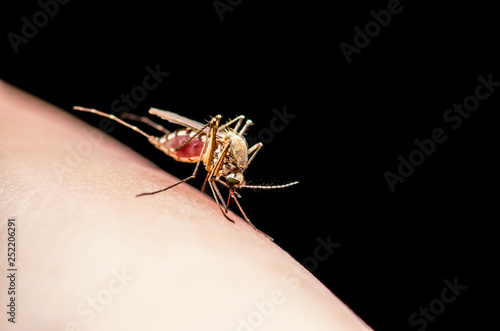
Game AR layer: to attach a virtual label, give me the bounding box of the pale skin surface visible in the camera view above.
[0,81,372,331]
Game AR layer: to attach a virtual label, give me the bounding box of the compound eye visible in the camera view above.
[226,177,240,186]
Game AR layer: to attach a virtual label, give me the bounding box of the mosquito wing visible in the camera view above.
[149,108,206,130]
[149,108,224,138]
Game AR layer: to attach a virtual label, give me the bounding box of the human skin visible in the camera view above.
[0,80,372,331]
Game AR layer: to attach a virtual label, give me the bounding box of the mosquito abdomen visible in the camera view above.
[161,129,205,163]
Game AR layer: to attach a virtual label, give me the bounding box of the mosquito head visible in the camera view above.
[225,172,245,189]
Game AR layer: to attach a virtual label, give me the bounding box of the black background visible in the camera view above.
[1,0,497,329]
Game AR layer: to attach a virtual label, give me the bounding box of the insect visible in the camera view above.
[73,106,298,240]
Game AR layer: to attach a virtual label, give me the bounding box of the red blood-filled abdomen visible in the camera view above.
[164,134,204,162]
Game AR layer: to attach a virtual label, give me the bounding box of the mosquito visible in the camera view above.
[73,106,298,240]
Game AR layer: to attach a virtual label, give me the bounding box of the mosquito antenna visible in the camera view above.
[118,112,171,135]
[242,181,300,190]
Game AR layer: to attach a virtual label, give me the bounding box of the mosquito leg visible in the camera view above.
[247,142,263,166]
[211,142,231,180]
[201,172,210,193]
[119,113,171,135]
[136,134,213,197]
[208,181,233,223]
[203,139,231,191]
[136,153,205,197]
[218,115,245,131]
[230,191,273,241]
[170,117,214,152]
[238,119,254,136]
[73,106,155,140]
[213,183,273,241]
[216,178,242,198]
[202,140,231,200]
